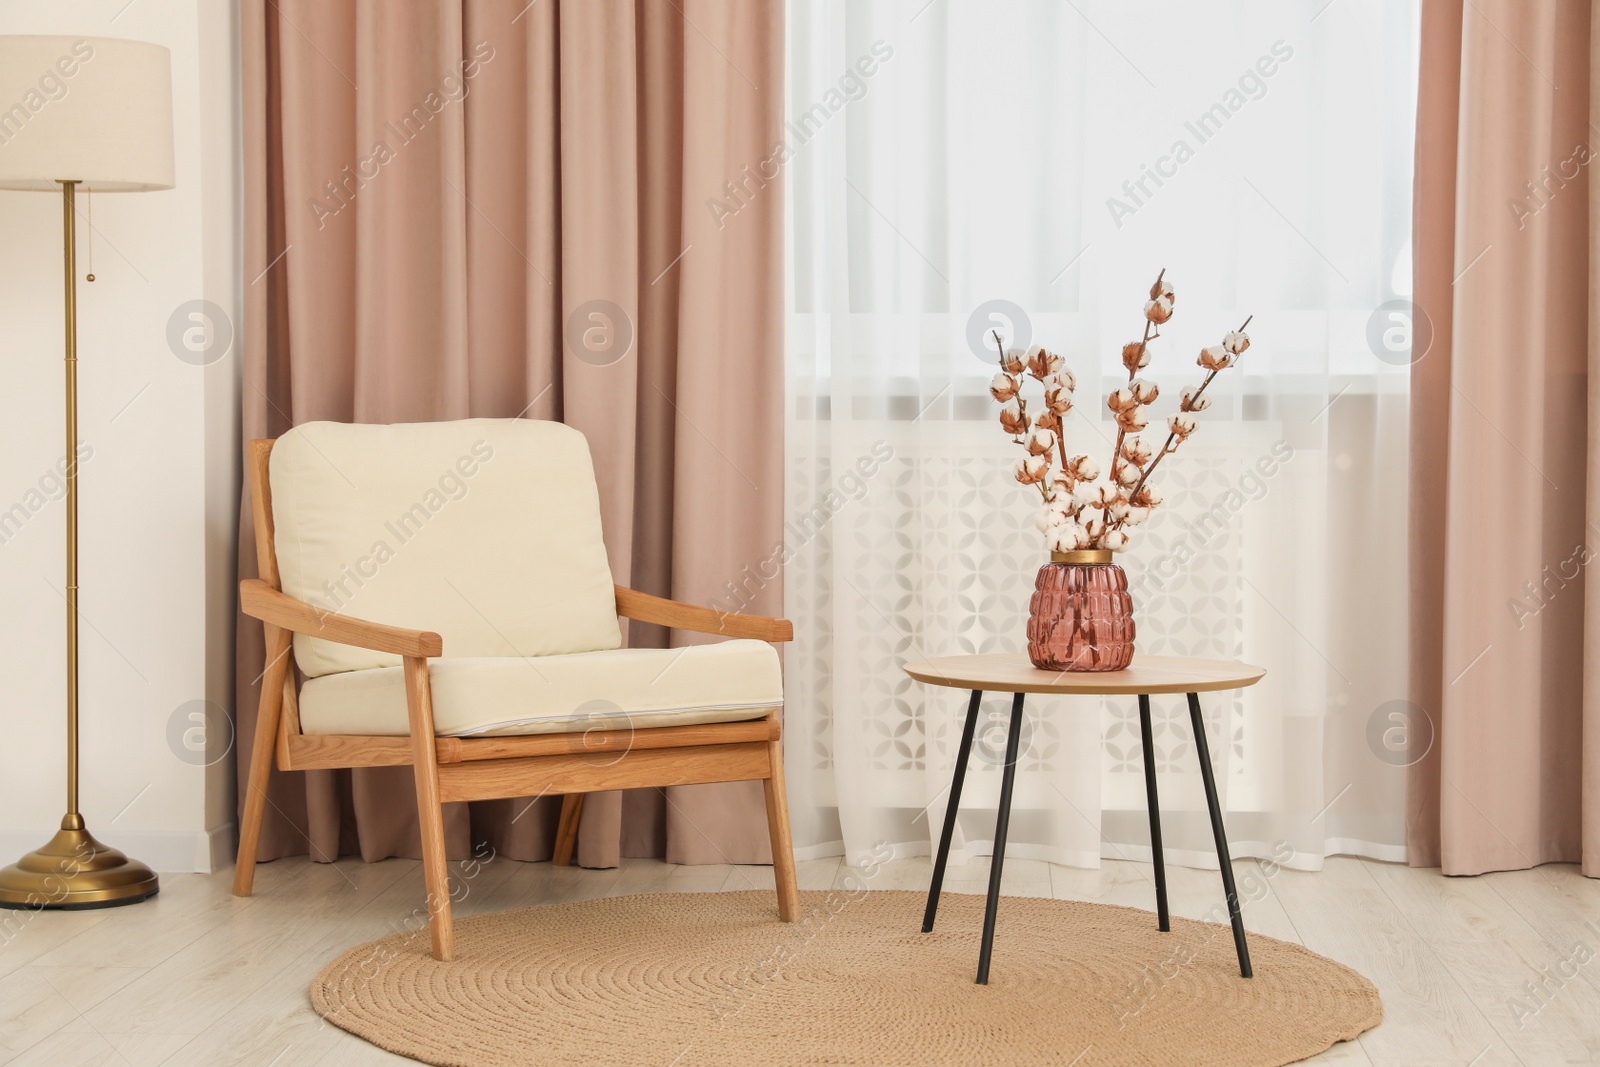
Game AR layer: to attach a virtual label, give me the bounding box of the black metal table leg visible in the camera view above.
[923,690,982,933]
[1187,691,1252,978]
[1137,694,1170,932]
[976,692,1026,985]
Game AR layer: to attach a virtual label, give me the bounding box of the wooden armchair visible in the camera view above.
[233,420,798,961]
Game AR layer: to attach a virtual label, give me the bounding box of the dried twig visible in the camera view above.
[987,275,1253,552]
[1121,314,1252,514]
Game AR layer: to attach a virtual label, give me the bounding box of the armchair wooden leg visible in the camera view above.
[763,732,800,922]
[403,656,455,961]
[552,793,584,866]
[234,624,290,898]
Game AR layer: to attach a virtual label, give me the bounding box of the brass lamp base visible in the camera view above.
[0,813,159,910]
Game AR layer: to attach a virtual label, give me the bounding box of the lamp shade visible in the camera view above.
[0,35,173,192]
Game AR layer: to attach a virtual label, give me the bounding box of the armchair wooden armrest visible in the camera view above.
[239,578,444,658]
[614,585,793,643]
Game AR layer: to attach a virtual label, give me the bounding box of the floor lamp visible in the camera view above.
[0,36,174,909]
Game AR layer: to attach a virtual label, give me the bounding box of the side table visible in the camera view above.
[902,653,1267,984]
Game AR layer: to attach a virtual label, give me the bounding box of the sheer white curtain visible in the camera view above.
[782,0,1417,871]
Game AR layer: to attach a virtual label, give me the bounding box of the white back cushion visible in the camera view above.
[270,420,622,677]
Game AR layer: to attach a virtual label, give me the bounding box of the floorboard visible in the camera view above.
[0,855,1592,1065]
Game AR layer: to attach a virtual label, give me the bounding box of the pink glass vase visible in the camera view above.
[1026,550,1135,671]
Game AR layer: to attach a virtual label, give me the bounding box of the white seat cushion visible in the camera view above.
[270,420,622,677]
[298,640,783,738]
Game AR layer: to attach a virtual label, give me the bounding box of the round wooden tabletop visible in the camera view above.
[902,653,1266,696]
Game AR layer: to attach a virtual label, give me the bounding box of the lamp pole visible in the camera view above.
[64,179,80,820]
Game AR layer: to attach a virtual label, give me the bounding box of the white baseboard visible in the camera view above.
[0,823,236,874]
[202,823,237,873]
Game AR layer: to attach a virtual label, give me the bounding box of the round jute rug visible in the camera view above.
[310,890,1380,1066]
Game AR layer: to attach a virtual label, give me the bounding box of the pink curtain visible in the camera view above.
[237,0,784,868]
[1409,0,1599,876]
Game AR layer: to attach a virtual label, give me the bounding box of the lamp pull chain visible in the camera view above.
[85,187,95,282]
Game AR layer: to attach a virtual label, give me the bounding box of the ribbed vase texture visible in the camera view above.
[1026,562,1135,671]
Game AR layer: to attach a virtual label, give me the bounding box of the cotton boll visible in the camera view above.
[1149,277,1175,302]
[1103,528,1130,552]
[1047,524,1081,553]
[999,400,1028,435]
[990,372,1019,402]
[1144,295,1174,324]
[1222,330,1250,355]
[1015,454,1048,484]
[1041,502,1073,532]
[1025,346,1064,381]
[1198,345,1233,371]
[1180,385,1213,413]
[1069,455,1100,481]
[1134,484,1163,508]
[1075,480,1116,508]
[1001,348,1026,374]
[1129,378,1159,404]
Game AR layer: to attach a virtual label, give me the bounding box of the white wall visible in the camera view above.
[0,0,241,872]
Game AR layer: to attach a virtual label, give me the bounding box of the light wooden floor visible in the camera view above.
[2,853,1597,1065]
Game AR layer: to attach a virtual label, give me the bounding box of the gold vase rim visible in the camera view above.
[1051,549,1113,565]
